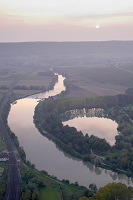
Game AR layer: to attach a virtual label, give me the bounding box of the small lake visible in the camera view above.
[62,108,118,145]
[8,74,133,188]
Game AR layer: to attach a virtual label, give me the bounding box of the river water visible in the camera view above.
[8,74,133,188]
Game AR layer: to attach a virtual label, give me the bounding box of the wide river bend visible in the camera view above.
[8,74,133,188]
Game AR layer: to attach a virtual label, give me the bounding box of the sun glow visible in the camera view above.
[0,0,133,41]
[96,25,100,29]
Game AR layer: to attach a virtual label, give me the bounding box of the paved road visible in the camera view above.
[0,115,21,200]
[0,88,21,199]
[0,71,36,199]
[0,69,43,199]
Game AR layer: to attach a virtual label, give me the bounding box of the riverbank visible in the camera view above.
[0,72,65,200]
[11,73,58,101]
[34,95,133,177]
[4,98,91,200]
[4,73,95,199]
[8,73,133,193]
[20,165,91,200]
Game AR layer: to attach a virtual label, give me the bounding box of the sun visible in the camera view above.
[96,25,100,29]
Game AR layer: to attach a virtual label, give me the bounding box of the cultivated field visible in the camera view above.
[58,61,133,97]
[0,57,55,101]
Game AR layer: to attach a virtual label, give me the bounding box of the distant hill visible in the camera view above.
[0,41,133,58]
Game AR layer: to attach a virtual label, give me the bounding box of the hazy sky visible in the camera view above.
[0,0,133,42]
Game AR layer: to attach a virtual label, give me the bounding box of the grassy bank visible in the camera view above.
[21,166,90,200]
[0,136,7,200]
[0,136,5,152]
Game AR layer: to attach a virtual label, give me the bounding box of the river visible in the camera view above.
[8,74,133,188]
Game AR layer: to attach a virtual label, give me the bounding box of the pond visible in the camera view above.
[62,108,118,145]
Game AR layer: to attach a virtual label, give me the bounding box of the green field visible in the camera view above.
[40,186,61,200]
[58,61,133,97]
[21,167,88,200]
[0,135,5,152]
[37,171,87,200]
[125,104,133,110]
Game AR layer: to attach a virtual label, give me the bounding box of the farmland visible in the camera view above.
[57,61,133,97]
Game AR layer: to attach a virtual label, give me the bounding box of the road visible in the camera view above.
[0,81,21,200]
[0,69,40,199]
[115,63,133,74]
[0,70,39,199]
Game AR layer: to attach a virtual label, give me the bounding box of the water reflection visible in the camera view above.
[8,75,133,188]
[29,74,66,99]
[62,109,118,145]
[61,108,107,121]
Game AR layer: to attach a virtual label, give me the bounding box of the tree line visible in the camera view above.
[78,182,133,200]
[34,94,133,174]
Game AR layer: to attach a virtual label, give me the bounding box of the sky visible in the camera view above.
[0,0,133,42]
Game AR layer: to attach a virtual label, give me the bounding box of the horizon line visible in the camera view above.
[0,40,133,44]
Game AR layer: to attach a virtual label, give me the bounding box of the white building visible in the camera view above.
[0,153,9,162]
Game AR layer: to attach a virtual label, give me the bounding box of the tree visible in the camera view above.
[79,197,89,200]
[89,183,98,193]
[86,183,133,200]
